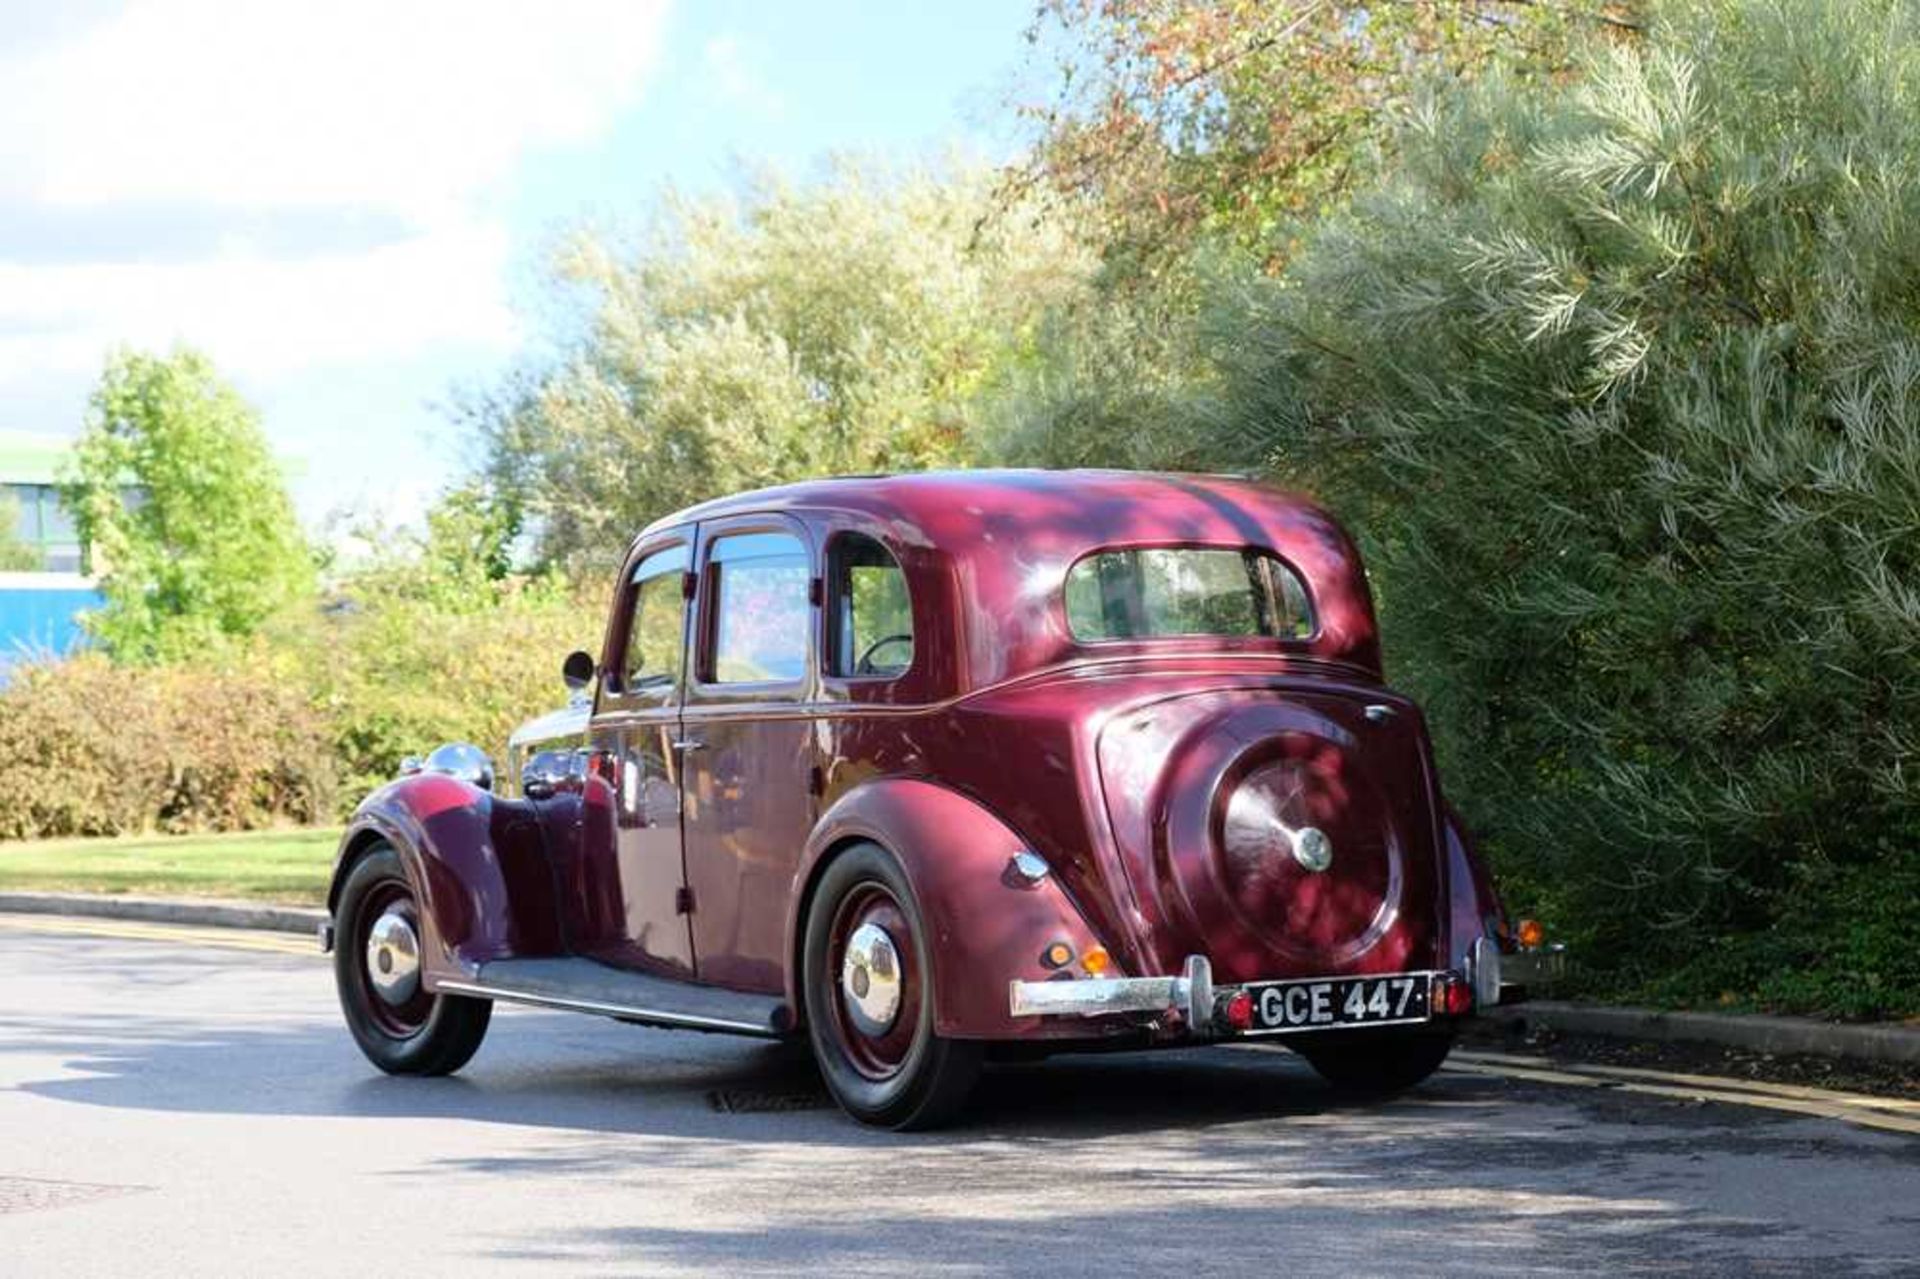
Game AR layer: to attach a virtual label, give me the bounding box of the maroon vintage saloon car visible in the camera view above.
[323,470,1562,1128]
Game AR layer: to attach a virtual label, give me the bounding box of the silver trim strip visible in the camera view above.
[436,979,782,1038]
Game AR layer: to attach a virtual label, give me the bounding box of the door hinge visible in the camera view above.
[675,886,695,915]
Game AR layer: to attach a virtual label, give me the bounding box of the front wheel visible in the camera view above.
[802,842,983,1130]
[334,844,491,1076]
[1293,1027,1455,1095]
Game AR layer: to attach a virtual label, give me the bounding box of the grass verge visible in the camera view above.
[0,828,339,904]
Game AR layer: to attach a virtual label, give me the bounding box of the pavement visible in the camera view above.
[3,914,1918,1277]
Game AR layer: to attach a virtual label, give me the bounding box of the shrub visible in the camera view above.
[0,654,336,838]
[297,580,597,799]
[1205,0,1920,1010]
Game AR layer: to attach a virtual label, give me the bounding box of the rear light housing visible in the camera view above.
[1432,972,1473,1017]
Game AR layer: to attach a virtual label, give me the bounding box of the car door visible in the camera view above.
[578,532,697,977]
[678,516,819,993]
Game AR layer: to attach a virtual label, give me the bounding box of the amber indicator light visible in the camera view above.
[1080,945,1111,976]
[1517,918,1546,949]
[1041,942,1074,969]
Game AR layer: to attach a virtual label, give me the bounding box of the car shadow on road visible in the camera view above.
[15,992,1917,1273]
[7,996,1500,1147]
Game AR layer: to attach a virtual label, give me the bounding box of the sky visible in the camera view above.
[0,0,1038,532]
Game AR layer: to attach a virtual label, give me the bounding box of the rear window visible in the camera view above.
[1064,547,1314,642]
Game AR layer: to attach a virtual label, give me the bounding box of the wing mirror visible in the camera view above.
[562,650,595,694]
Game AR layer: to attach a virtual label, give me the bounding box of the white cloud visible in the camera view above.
[0,0,671,520]
[1,1,671,218]
[702,33,784,120]
[0,217,516,382]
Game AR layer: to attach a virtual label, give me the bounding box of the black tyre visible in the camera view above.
[334,844,491,1076]
[803,842,983,1130]
[1294,1027,1456,1094]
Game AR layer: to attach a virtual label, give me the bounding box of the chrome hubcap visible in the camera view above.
[1292,826,1334,873]
[365,910,421,1006]
[840,922,902,1035]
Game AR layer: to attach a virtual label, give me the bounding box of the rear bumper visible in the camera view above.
[1500,945,1567,988]
[1009,955,1216,1027]
[1470,935,1568,1006]
[1010,943,1568,1030]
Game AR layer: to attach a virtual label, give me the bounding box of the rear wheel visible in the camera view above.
[334,845,491,1076]
[1294,1027,1455,1094]
[803,842,983,1130]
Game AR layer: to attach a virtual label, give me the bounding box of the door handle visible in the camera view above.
[671,738,705,752]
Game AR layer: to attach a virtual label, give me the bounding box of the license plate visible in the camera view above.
[1237,973,1432,1034]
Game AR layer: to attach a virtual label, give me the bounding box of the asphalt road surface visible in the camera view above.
[3,916,1917,1277]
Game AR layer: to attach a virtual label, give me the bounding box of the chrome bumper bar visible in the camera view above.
[1009,955,1214,1027]
[1470,935,1567,1005]
[1010,941,1568,1026]
[1500,944,1567,989]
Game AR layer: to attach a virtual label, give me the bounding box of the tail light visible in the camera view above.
[1432,972,1473,1017]
[1220,989,1255,1032]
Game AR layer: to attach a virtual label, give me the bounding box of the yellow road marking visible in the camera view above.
[0,913,317,956]
[1236,1041,1920,1137]
[1442,1059,1920,1136]
[1452,1050,1920,1116]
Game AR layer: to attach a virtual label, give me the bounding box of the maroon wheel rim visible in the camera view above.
[826,883,921,1082]
[356,878,433,1038]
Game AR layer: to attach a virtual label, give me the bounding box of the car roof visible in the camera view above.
[637,468,1324,543]
[635,469,1382,686]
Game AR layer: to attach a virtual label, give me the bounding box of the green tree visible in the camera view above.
[0,493,39,571]
[473,159,1090,567]
[1005,0,1621,276]
[65,349,314,660]
[290,483,589,793]
[985,2,1629,469]
[1203,0,1920,1013]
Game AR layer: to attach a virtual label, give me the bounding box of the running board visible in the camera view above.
[437,957,791,1038]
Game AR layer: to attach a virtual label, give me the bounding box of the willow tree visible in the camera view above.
[473,160,1090,569]
[1209,0,1920,1012]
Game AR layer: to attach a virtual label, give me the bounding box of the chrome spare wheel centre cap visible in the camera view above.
[1292,826,1334,874]
[840,922,903,1035]
[366,911,422,1005]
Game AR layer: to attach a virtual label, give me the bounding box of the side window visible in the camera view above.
[826,533,913,678]
[620,545,690,692]
[705,531,810,684]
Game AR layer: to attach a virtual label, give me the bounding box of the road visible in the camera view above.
[2,916,1916,1277]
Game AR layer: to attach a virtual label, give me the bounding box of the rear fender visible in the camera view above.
[785,779,1111,1040]
[1442,805,1508,971]
[327,773,562,986]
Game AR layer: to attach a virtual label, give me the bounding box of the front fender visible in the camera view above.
[327,773,562,986]
[784,778,1114,1040]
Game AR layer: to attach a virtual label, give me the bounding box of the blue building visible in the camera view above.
[0,432,104,679]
